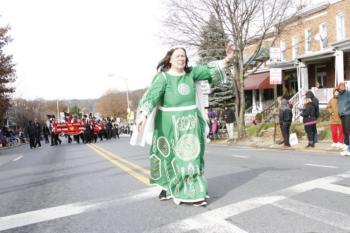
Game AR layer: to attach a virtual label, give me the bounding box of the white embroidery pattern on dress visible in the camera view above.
[176,114,197,131]
[174,134,200,161]
[139,101,153,114]
[157,136,170,157]
[178,83,190,95]
[149,154,161,180]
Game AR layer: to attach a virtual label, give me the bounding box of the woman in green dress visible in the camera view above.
[134,46,233,206]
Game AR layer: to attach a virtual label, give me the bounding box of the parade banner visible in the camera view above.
[52,122,85,135]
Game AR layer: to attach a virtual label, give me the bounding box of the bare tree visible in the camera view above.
[161,0,292,139]
[96,90,128,119]
[7,98,68,130]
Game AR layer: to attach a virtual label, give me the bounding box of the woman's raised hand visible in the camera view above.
[225,44,235,62]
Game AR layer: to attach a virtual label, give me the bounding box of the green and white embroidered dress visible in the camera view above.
[136,61,225,203]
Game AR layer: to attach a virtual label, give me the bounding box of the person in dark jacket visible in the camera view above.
[305,90,319,143]
[222,106,236,140]
[27,120,36,149]
[43,124,50,144]
[300,98,317,148]
[337,82,350,156]
[279,98,293,147]
[33,119,42,147]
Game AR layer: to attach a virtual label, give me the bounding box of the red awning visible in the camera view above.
[244,72,274,90]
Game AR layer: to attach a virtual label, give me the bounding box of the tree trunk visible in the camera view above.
[237,62,247,139]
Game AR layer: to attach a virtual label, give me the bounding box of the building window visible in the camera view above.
[319,23,328,49]
[280,40,286,61]
[336,14,345,41]
[315,65,327,88]
[292,36,298,60]
[304,29,312,52]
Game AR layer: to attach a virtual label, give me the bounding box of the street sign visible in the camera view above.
[269,47,281,63]
[199,81,211,94]
[200,94,209,107]
[269,68,282,84]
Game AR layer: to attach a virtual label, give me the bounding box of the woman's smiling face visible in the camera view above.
[170,48,186,71]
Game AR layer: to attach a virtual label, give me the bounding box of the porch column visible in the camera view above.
[259,89,263,110]
[252,90,257,112]
[299,62,309,92]
[335,50,344,86]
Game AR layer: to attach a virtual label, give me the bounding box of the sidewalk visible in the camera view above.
[210,137,344,154]
[0,142,24,152]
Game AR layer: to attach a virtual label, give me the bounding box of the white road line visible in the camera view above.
[12,156,23,162]
[0,186,159,231]
[337,172,350,178]
[146,196,284,233]
[147,171,349,233]
[279,176,342,195]
[273,199,350,230]
[305,163,338,169]
[231,155,249,159]
[197,219,249,233]
[320,183,350,195]
[146,215,250,233]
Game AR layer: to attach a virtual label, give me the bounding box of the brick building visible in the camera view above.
[245,0,350,119]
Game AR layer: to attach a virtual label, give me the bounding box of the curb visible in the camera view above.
[209,140,343,154]
[0,142,25,151]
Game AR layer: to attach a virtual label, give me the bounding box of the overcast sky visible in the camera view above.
[0,0,328,101]
[0,0,168,100]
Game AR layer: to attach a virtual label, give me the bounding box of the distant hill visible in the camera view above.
[62,87,148,113]
[63,99,97,113]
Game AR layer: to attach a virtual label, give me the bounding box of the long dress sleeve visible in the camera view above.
[136,73,167,121]
[191,60,227,85]
[131,73,167,147]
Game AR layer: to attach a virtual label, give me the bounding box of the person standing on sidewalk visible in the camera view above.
[131,46,233,207]
[326,88,344,148]
[305,91,319,144]
[279,98,293,147]
[222,106,236,141]
[273,97,284,144]
[300,98,317,148]
[337,82,350,156]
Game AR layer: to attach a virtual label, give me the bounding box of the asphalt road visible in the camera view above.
[0,136,349,233]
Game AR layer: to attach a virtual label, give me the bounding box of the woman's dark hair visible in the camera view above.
[156,47,192,73]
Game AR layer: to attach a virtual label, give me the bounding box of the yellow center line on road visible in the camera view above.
[86,144,149,185]
[91,144,150,176]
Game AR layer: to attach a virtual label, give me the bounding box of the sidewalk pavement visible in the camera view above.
[210,137,344,154]
[0,142,24,152]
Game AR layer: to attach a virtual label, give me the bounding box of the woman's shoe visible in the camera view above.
[340,150,350,156]
[158,190,171,201]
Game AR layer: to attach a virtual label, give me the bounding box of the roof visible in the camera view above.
[279,1,330,27]
[244,72,274,90]
[297,48,335,62]
[269,60,298,70]
[331,38,350,51]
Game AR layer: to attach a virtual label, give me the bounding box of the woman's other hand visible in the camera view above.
[225,43,235,62]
